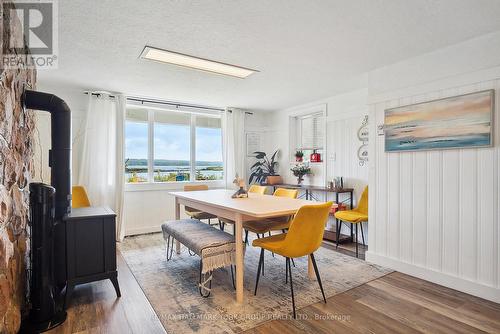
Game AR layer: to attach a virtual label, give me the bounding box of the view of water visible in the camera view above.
[125,165,223,182]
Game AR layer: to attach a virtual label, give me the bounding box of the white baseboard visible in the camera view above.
[125,225,162,236]
[366,251,500,304]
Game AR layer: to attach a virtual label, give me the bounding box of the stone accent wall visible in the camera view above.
[0,1,37,333]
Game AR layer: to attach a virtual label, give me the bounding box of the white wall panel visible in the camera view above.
[368,78,500,302]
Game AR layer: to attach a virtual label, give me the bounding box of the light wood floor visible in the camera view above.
[50,250,500,334]
[245,271,500,334]
[47,252,165,334]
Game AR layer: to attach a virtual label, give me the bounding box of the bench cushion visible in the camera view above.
[161,219,236,273]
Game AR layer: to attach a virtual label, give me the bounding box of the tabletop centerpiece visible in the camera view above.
[231,174,249,198]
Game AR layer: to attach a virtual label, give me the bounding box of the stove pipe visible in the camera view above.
[23,90,72,218]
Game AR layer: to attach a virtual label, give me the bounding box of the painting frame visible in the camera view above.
[384,89,495,152]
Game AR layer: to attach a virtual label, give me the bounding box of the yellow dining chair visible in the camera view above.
[247,184,267,195]
[334,186,368,258]
[72,186,91,208]
[243,188,298,243]
[218,184,267,232]
[183,184,218,225]
[253,201,333,318]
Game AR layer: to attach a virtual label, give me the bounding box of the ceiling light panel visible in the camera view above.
[140,46,257,78]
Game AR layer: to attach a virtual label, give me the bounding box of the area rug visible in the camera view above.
[119,232,391,333]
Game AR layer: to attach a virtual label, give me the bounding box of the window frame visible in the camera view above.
[124,106,224,190]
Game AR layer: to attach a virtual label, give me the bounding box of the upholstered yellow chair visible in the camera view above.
[183,184,218,225]
[247,184,267,195]
[72,186,91,208]
[243,188,298,243]
[334,186,368,258]
[218,185,267,232]
[253,201,333,318]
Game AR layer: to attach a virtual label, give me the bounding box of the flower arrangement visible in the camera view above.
[291,163,311,185]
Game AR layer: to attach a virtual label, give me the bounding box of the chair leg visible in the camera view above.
[254,248,264,295]
[336,220,341,249]
[285,258,288,284]
[291,258,295,267]
[355,224,359,258]
[310,253,326,303]
[360,223,365,246]
[230,265,235,290]
[244,230,249,245]
[219,219,224,231]
[287,257,296,319]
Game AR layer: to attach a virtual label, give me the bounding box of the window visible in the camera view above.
[125,105,224,183]
[195,116,223,181]
[154,110,191,182]
[290,109,326,162]
[297,112,324,150]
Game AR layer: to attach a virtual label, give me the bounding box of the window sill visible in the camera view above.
[124,180,225,192]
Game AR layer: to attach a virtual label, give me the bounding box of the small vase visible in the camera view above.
[295,156,303,162]
[297,176,304,185]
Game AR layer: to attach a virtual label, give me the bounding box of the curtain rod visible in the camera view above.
[84,91,225,112]
[227,109,253,115]
[83,91,253,115]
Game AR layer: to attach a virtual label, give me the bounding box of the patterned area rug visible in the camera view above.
[119,232,391,333]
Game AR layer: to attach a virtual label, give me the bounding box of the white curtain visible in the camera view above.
[78,93,126,241]
[223,108,246,188]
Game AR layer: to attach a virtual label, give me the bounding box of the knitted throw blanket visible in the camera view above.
[161,219,237,273]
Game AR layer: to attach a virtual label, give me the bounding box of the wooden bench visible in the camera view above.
[161,219,236,297]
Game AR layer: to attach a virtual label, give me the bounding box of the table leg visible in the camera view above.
[235,213,244,303]
[175,198,181,254]
[308,255,315,279]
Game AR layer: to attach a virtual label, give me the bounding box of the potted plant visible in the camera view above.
[291,163,312,185]
[249,150,282,185]
[295,150,304,162]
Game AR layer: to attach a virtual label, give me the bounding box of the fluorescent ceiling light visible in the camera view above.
[140,46,257,78]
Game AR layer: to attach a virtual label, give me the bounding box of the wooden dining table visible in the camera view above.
[169,188,335,303]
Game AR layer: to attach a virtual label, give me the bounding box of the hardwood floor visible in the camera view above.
[322,239,367,260]
[47,252,165,334]
[244,271,500,334]
[49,249,500,334]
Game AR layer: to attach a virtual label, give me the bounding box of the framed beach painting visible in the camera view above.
[385,90,494,152]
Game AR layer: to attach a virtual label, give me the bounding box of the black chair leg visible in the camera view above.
[219,219,224,231]
[310,253,326,303]
[254,248,264,295]
[244,230,249,244]
[360,223,365,246]
[285,258,288,284]
[355,224,359,258]
[287,257,296,319]
[230,265,235,290]
[336,220,341,249]
[291,258,295,267]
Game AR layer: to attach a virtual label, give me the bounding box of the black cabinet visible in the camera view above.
[63,206,121,307]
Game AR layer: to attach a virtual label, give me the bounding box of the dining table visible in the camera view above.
[169,188,335,304]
